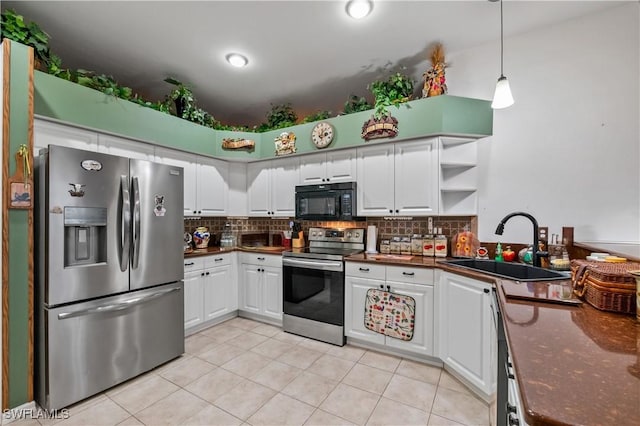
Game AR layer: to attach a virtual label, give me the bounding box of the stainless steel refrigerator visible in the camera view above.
[35,145,185,410]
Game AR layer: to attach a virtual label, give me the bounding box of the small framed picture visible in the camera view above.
[9,181,32,209]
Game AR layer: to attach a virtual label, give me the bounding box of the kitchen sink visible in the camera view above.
[442,259,570,281]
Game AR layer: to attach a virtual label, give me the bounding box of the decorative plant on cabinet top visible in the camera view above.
[362,72,414,141]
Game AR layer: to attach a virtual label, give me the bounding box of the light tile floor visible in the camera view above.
[12,317,490,426]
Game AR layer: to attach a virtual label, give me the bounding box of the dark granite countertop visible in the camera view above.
[184,246,288,258]
[497,280,640,426]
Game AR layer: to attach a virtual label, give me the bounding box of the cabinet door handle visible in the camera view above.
[402,272,414,276]
[379,284,384,289]
[386,285,391,292]
[508,414,520,426]
[257,257,265,261]
[359,267,370,272]
[484,288,490,294]
[389,209,393,213]
[395,209,399,213]
[214,258,223,262]
[326,178,330,182]
[184,262,195,266]
[205,272,210,276]
[201,272,205,276]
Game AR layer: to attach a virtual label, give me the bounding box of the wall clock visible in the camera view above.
[311,121,335,149]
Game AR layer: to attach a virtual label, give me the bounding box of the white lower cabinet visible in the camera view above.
[183,253,237,333]
[345,275,386,345]
[184,269,204,330]
[345,262,434,357]
[239,253,283,323]
[438,271,495,397]
[384,279,434,356]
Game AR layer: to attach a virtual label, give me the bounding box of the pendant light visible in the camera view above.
[491,0,514,109]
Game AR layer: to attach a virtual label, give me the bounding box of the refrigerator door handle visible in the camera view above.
[132,176,141,269]
[120,175,131,272]
[57,286,181,320]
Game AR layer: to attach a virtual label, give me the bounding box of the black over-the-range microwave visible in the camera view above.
[295,182,359,221]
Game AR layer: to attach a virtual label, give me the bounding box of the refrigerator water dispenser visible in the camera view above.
[64,207,107,266]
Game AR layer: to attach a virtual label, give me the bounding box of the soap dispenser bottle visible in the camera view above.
[495,242,504,262]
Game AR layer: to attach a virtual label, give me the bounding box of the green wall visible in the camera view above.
[34,71,493,160]
[5,41,32,408]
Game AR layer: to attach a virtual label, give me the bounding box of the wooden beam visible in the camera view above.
[26,47,34,403]
[2,39,11,411]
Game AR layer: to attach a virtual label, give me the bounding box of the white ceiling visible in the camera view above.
[3,0,625,126]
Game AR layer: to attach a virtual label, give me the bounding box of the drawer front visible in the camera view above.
[203,252,232,268]
[386,265,433,284]
[345,262,386,280]
[240,253,282,268]
[183,257,204,273]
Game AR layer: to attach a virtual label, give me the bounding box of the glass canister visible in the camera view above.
[380,239,391,254]
[411,234,423,255]
[220,222,236,248]
[434,234,448,257]
[400,236,412,255]
[389,237,401,254]
[423,234,435,257]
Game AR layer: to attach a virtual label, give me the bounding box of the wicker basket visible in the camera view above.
[571,259,639,314]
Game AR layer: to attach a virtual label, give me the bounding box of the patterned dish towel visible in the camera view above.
[364,288,416,341]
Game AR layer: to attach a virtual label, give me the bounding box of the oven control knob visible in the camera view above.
[312,231,318,237]
[355,232,360,238]
[346,232,352,238]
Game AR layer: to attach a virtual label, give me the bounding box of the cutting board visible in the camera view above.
[501,281,582,306]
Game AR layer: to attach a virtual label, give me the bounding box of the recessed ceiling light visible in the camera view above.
[226,53,248,68]
[346,0,373,19]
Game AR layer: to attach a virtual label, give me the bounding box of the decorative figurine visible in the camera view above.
[193,227,210,249]
[274,131,297,156]
[422,43,448,98]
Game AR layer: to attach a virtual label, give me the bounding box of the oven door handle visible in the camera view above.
[283,257,344,272]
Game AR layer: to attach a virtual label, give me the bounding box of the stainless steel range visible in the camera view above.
[282,227,365,346]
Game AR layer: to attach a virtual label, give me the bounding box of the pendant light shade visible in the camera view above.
[492,76,514,109]
[492,0,514,109]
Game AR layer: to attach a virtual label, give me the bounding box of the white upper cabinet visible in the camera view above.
[300,150,356,185]
[270,157,300,217]
[155,148,197,216]
[247,161,272,216]
[356,144,396,216]
[357,139,438,216]
[196,156,229,216]
[247,158,299,217]
[97,134,156,161]
[34,119,98,157]
[156,148,229,217]
[394,139,438,216]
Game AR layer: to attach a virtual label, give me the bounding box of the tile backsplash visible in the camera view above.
[185,216,477,248]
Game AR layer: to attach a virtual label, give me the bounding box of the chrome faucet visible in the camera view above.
[495,211,548,267]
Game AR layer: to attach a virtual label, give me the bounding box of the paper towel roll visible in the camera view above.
[366,225,378,254]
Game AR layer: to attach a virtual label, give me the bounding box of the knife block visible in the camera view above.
[292,232,305,248]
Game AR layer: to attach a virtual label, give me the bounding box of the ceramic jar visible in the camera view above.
[193,227,210,249]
